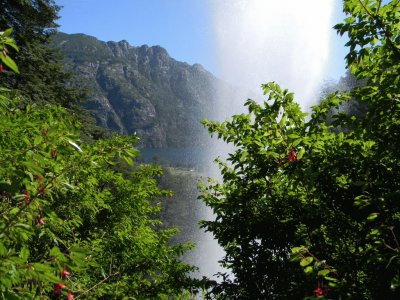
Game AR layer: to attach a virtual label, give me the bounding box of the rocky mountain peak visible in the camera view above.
[106,39,131,57]
[51,32,222,148]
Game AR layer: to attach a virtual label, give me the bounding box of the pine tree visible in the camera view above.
[0,0,83,106]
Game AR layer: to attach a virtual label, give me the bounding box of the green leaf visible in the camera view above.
[304,266,313,274]
[34,135,42,146]
[291,246,305,254]
[325,276,338,282]
[68,140,82,153]
[345,17,356,24]
[300,256,313,267]
[297,147,305,159]
[288,134,300,139]
[370,229,380,235]
[367,212,379,221]
[292,139,301,147]
[0,54,19,73]
[22,161,43,175]
[61,182,79,190]
[279,114,287,126]
[0,242,7,256]
[285,92,294,102]
[122,155,133,165]
[19,247,29,261]
[49,246,62,258]
[2,28,13,37]
[0,276,12,288]
[4,38,19,51]
[318,269,330,277]
[14,223,31,230]
[9,207,19,215]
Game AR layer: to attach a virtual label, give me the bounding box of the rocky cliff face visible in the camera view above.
[52,32,220,148]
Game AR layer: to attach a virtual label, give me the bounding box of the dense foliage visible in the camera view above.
[0,90,196,299]
[0,3,200,298]
[200,0,400,299]
[0,0,82,106]
[319,71,367,122]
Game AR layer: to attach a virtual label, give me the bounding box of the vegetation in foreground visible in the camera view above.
[200,0,400,298]
[1,0,400,299]
[0,1,200,298]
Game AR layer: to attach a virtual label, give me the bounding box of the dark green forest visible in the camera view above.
[1,0,400,299]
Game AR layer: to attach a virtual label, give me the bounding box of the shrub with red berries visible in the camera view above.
[200,1,400,298]
[0,26,197,299]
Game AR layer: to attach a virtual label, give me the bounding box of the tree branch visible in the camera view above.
[357,0,400,59]
[75,272,120,299]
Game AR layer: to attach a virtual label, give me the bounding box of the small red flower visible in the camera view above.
[53,283,66,295]
[314,283,324,297]
[34,175,43,182]
[61,267,71,280]
[67,290,74,300]
[38,185,45,197]
[51,148,58,159]
[287,148,297,163]
[23,190,30,206]
[37,217,45,226]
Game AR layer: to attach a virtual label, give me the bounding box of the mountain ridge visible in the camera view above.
[51,32,220,148]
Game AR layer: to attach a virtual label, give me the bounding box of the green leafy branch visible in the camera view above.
[0,28,19,73]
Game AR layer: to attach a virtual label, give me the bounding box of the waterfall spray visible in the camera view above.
[191,0,336,280]
[210,0,335,114]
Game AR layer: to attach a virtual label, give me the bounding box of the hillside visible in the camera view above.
[51,32,221,148]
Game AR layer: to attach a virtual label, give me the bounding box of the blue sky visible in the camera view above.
[56,0,215,70]
[56,0,348,81]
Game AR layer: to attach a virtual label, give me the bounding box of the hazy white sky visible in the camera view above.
[210,0,340,110]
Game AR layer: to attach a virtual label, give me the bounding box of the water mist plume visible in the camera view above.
[209,0,335,114]
[192,0,336,281]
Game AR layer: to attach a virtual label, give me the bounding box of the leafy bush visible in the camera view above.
[200,0,400,298]
[0,30,198,299]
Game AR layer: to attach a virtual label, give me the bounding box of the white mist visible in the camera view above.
[191,0,336,282]
[209,0,335,114]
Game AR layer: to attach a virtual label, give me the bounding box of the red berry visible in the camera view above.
[38,185,45,197]
[37,217,45,226]
[51,148,57,159]
[23,191,30,206]
[53,283,66,295]
[34,175,43,182]
[0,64,3,74]
[67,291,74,300]
[287,148,297,163]
[61,267,71,280]
[314,283,324,297]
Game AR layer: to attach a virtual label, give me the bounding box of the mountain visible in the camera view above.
[51,32,220,148]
